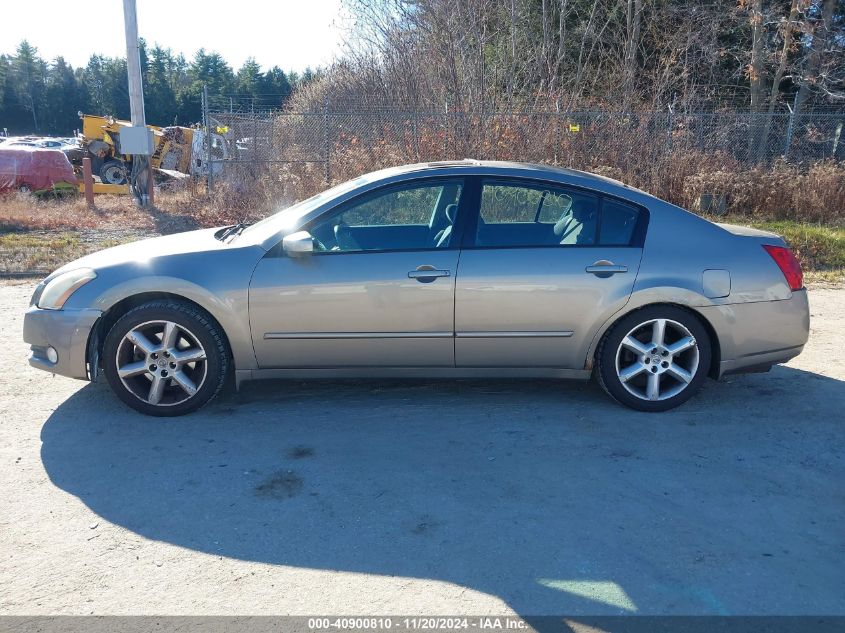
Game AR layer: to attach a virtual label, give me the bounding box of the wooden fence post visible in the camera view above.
[82,157,95,208]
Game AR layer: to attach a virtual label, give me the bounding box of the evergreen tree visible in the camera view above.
[145,45,178,125]
[264,66,293,108]
[81,54,130,120]
[0,40,321,134]
[10,40,47,132]
[0,55,8,119]
[43,57,82,134]
[177,49,235,124]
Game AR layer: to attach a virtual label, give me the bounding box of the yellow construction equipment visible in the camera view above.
[75,113,229,187]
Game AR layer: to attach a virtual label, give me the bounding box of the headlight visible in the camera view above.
[37,268,97,310]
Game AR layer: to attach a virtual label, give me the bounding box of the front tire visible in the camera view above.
[102,301,229,416]
[596,306,711,412]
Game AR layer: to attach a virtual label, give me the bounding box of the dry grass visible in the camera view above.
[0,185,201,272]
[0,232,80,272]
[0,231,143,273]
[0,136,843,276]
[0,188,205,233]
[0,171,318,235]
[2,142,843,234]
[680,160,845,224]
[270,114,845,226]
[804,269,845,287]
[0,193,139,232]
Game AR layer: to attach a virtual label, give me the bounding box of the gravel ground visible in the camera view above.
[0,280,843,617]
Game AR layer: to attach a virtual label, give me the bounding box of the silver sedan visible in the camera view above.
[23,161,809,415]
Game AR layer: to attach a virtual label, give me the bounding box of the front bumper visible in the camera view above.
[23,305,102,380]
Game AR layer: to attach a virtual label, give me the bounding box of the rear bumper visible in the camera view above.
[22,306,102,380]
[718,344,805,377]
[697,289,810,378]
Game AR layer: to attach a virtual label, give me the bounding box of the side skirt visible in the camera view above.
[235,366,592,388]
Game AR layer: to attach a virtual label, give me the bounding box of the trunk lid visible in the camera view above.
[716,222,781,240]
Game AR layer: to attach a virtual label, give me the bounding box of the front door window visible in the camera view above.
[308,180,463,252]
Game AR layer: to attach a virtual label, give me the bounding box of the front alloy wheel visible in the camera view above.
[597,306,711,412]
[115,320,208,407]
[103,301,229,416]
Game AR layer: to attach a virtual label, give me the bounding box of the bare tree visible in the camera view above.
[623,0,644,111]
[755,0,801,159]
[792,0,838,115]
[748,0,767,113]
[297,0,842,121]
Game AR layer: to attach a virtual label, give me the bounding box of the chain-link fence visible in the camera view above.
[201,91,844,213]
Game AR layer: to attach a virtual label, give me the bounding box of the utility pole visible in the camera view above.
[122,0,152,207]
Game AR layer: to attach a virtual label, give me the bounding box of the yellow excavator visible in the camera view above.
[75,113,230,192]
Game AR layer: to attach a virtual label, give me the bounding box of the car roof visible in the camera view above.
[372,159,649,197]
[386,158,585,177]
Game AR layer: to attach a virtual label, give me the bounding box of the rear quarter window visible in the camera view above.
[599,200,640,246]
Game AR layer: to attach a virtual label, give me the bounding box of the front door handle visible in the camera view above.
[585,260,628,277]
[408,265,451,283]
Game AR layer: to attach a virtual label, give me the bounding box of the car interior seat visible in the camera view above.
[433,203,458,247]
[554,200,597,245]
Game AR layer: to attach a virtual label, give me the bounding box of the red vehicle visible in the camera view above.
[0,147,78,194]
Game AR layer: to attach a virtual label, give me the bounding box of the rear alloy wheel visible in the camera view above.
[596,306,711,412]
[103,301,229,416]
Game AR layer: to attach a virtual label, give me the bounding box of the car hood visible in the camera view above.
[52,227,237,277]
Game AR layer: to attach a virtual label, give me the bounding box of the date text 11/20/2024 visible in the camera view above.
[307,617,529,630]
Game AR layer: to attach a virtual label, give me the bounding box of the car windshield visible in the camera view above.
[237,176,371,244]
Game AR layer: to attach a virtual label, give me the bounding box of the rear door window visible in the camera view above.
[475,181,599,247]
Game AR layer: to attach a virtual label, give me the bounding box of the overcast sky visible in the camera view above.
[0,0,346,72]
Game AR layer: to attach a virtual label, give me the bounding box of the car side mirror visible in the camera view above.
[282,230,315,256]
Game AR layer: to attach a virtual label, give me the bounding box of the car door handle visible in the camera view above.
[408,266,451,283]
[585,261,628,277]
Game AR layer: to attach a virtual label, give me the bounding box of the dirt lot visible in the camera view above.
[0,280,843,617]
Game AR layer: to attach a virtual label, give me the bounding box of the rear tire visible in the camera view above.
[596,306,711,412]
[102,300,229,416]
[100,160,128,185]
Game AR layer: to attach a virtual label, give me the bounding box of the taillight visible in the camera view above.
[763,244,803,291]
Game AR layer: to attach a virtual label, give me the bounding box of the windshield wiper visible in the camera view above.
[216,222,250,241]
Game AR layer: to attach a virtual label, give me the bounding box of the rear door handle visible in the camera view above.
[408,265,451,283]
[585,261,628,277]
